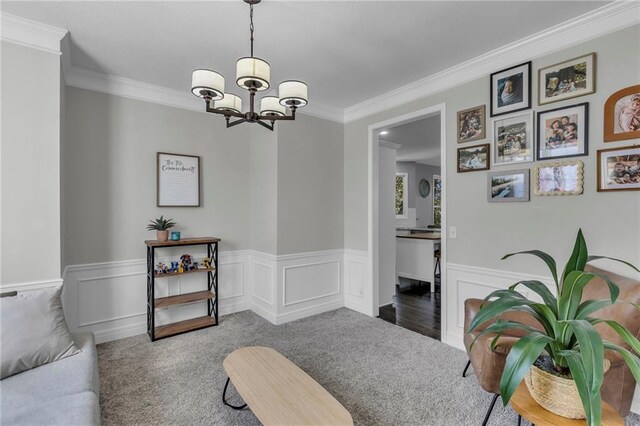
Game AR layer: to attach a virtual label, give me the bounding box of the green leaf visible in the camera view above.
[562,229,588,285]
[502,250,558,290]
[575,299,612,320]
[564,320,604,395]
[603,342,640,384]
[509,280,557,315]
[468,298,531,332]
[469,320,542,351]
[587,255,640,274]
[591,273,620,304]
[558,271,596,321]
[499,332,553,406]
[594,320,640,355]
[560,349,602,426]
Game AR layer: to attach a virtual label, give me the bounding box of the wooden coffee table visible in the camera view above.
[510,381,623,425]
[222,346,353,426]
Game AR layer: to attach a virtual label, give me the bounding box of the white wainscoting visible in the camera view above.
[343,249,371,315]
[59,249,347,343]
[443,263,554,351]
[62,251,251,343]
[0,278,63,293]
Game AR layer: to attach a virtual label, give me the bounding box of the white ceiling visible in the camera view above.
[381,115,440,166]
[1,1,609,113]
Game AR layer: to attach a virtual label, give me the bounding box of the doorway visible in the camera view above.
[367,104,447,339]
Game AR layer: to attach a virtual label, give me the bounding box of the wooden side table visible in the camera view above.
[510,382,623,426]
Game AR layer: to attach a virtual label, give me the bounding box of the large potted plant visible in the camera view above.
[147,216,176,242]
[469,230,640,426]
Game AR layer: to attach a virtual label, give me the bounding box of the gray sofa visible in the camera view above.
[1,332,100,425]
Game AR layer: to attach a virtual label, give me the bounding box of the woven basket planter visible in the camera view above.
[525,358,610,419]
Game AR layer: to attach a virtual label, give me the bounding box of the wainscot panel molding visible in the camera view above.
[343,1,640,122]
[443,263,554,351]
[61,249,349,343]
[0,12,67,55]
[343,249,371,315]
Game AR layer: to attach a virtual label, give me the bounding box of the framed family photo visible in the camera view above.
[604,84,640,142]
[457,105,486,143]
[457,144,490,173]
[492,111,534,166]
[597,145,640,192]
[533,160,584,196]
[536,102,589,161]
[538,53,595,105]
[487,169,530,203]
[490,62,531,117]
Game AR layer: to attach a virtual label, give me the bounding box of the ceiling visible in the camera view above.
[381,115,440,166]
[1,1,609,112]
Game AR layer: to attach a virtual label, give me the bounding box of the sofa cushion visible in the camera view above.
[0,391,100,426]
[1,287,80,379]
[1,333,98,407]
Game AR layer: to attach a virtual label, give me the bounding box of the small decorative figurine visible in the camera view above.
[178,263,184,274]
[170,261,179,273]
[202,257,212,269]
[155,262,168,275]
[180,254,193,268]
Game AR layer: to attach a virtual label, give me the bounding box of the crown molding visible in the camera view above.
[64,65,344,123]
[0,12,67,55]
[344,1,640,123]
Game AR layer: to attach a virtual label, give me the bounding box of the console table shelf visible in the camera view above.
[145,237,220,341]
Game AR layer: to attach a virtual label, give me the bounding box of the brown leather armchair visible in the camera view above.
[462,265,640,425]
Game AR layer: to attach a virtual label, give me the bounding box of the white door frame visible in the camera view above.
[367,104,447,328]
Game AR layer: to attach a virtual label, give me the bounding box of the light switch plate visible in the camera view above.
[449,226,457,239]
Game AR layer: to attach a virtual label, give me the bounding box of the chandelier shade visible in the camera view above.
[236,57,270,91]
[191,69,225,100]
[279,80,308,107]
[214,93,242,114]
[260,96,286,116]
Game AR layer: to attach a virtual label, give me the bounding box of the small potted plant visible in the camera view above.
[147,216,176,242]
[469,229,640,426]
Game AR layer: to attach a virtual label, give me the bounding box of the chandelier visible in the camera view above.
[190,0,308,131]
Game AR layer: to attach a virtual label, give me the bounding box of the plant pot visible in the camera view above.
[525,357,610,419]
[156,230,169,242]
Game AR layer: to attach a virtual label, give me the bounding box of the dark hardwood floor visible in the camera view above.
[378,281,441,340]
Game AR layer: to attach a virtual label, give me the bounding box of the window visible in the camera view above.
[395,173,408,218]
[433,175,442,226]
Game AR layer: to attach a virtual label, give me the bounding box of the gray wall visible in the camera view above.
[1,42,61,284]
[249,125,278,254]
[345,25,640,276]
[62,88,344,265]
[277,114,344,255]
[63,87,251,265]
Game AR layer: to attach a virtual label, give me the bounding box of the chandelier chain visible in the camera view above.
[249,4,254,57]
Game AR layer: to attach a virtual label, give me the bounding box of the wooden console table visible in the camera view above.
[510,382,623,426]
[145,237,220,341]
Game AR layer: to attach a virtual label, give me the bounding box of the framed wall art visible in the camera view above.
[487,169,530,203]
[597,145,640,192]
[603,84,640,142]
[536,102,588,161]
[492,111,534,166]
[157,152,201,207]
[457,144,490,173]
[538,53,595,105]
[457,105,486,143]
[490,61,531,117]
[533,160,584,196]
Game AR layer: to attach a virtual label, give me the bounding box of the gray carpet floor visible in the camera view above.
[97,308,640,425]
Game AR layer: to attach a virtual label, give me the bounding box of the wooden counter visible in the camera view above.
[396,232,441,240]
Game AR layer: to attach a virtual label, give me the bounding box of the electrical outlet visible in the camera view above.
[449,226,457,239]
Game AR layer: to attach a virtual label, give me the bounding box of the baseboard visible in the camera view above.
[274,299,344,325]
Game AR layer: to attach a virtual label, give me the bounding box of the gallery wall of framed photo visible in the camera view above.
[456,45,640,204]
